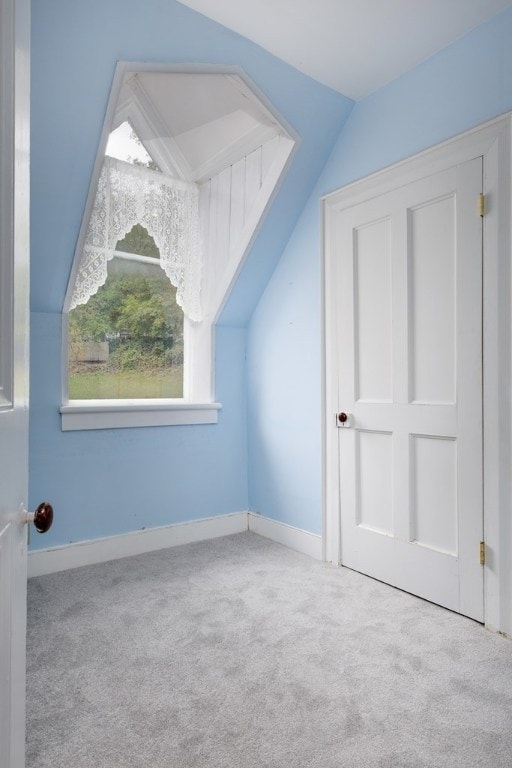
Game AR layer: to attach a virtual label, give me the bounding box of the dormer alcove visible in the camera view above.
[61,64,297,430]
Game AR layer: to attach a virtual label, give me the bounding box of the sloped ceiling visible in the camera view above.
[177,0,512,99]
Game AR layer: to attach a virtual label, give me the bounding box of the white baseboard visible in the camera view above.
[28,511,249,578]
[247,512,322,560]
[28,510,323,578]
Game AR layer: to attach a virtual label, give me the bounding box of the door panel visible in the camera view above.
[411,435,457,554]
[409,196,456,404]
[354,217,393,402]
[356,430,393,534]
[336,157,484,621]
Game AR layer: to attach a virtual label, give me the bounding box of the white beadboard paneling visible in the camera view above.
[215,166,232,278]
[211,136,295,319]
[207,174,219,288]
[201,137,284,315]
[244,146,262,222]
[198,180,211,248]
[201,136,288,315]
[198,180,212,305]
[229,157,246,248]
[262,135,280,180]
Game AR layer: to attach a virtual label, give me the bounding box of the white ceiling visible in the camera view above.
[177,0,512,100]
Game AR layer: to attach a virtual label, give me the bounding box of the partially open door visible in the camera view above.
[0,1,30,765]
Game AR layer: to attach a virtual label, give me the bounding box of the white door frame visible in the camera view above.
[322,114,512,636]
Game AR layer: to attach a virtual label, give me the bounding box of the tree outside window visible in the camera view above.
[68,224,184,399]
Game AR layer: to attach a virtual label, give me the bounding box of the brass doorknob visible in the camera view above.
[27,502,54,533]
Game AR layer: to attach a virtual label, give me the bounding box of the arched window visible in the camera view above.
[61,65,296,430]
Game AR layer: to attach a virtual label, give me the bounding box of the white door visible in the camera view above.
[335,157,484,621]
[1,0,31,765]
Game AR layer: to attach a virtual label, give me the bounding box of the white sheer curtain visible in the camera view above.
[69,157,203,321]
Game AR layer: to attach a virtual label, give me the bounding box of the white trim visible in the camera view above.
[60,400,221,431]
[125,78,192,180]
[247,512,322,560]
[28,512,249,578]
[192,124,279,185]
[61,62,298,426]
[322,113,512,635]
[322,112,512,206]
[28,512,323,577]
[481,120,512,637]
[113,101,187,180]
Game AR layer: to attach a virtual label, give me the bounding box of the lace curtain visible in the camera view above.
[69,156,203,322]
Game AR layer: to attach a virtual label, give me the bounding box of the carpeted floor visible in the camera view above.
[26,531,512,767]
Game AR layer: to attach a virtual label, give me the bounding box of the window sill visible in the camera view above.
[60,400,222,431]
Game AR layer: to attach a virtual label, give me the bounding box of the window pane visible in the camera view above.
[68,228,183,400]
[105,120,160,171]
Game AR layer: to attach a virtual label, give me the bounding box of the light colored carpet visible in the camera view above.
[26,531,512,767]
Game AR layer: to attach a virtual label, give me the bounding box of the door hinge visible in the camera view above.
[480,541,486,566]
[479,193,485,217]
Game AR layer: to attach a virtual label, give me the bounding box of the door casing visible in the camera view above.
[322,114,512,636]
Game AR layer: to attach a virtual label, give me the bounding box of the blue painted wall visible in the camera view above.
[29,0,352,548]
[31,317,248,548]
[247,7,512,535]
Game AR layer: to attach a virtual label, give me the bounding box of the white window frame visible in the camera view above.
[62,247,217,430]
[61,62,297,431]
